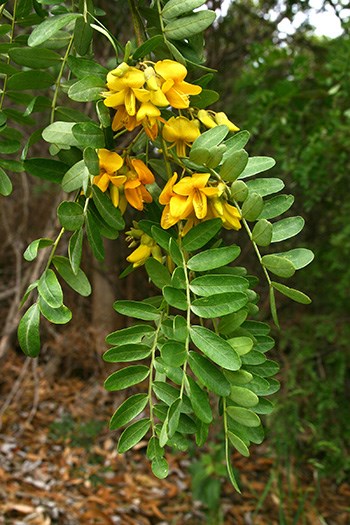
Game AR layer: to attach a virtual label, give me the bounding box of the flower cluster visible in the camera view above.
[103,59,201,139]
[94,59,242,266]
[94,149,154,213]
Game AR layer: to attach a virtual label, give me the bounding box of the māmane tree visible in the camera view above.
[0,0,313,489]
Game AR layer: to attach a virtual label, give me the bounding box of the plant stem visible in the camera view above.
[148,316,163,435]
[179,241,191,399]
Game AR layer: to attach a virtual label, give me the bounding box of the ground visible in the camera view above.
[0,353,349,525]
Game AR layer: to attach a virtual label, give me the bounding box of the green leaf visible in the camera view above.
[28,13,82,47]
[153,383,192,414]
[7,71,55,90]
[145,258,171,289]
[241,192,264,221]
[161,340,186,367]
[118,419,150,453]
[169,238,182,266]
[110,393,148,430]
[258,194,294,220]
[24,158,69,184]
[163,286,187,311]
[246,178,284,197]
[228,432,250,457]
[190,326,241,371]
[171,267,186,289]
[189,352,230,396]
[133,35,164,60]
[224,369,253,386]
[274,248,314,270]
[106,325,155,346]
[261,254,295,278]
[17,303,41,357]
[62,160,89,193]
[42,122,80,148]
[67,56,108,79]
[105,365,150,391]
[92,186,125,230]
[191,292,247,318]
[162,0,205,19]
[113,300,160,321]
[190,89,219,109]
[164,10,216,40]
[74,15,93,56]
[23,238,53,262]
[187,245,240,271]
[52,255,91,296]
[68,76,105,102]
[187,376,212,424]
[254,398,274,415]
[85,210,104,261]
[226,406,261,427]
[167,398,182,437]
[38,269,63,308]
[251,219,273,246]
[191,125,229,152]
[8,47,61,68]
[57,201,84,231]
[147,436,164,460]
[230,386,259,408]
[271,216,305,242]
[38,298,72,325]
[150,225,173,252]
[103,343,151,363]
[72,122,105,149]
[228,336,254,356]
[239,156,276,179]
[0,139,20,154]
[244,359,280,378]
[271,282,311,304]
[0,167,12,196]
[189,274,249,296]
[83,147,100,176]
[220,149,249,182]
[68,228,83,274]
[152,457,169,479]
[223,130,250,154]
[182,218,222,251]
[0,159,24,173]
[218,308,248,335]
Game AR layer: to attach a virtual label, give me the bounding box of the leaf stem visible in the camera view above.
[50,33,75,124]
[148,316,163,436]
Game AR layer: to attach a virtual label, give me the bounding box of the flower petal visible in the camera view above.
[159,173,178,205]
[193,189,207,219]
[155,59,187,82]
[131,159,155,184]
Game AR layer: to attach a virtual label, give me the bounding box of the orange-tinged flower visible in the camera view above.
[111,106,139,132]
[124,158,155,211]
[155,59,202,108]
[162,116,200,157]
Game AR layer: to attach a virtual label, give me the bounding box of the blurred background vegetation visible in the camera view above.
[1,0,349,522]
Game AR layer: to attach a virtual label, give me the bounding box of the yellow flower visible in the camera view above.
[162,116,200,157]
[93,149,125,192]
[208,197,242,230]
[111,106,139,132]
[103,65,146,115]
[197,109,240,132]
[159,173,219,229]
[155,59,202,108]
[126,228,162,268]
